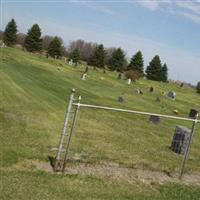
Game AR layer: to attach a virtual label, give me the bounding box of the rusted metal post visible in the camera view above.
[62,96,81,172]
[179,113,199,179]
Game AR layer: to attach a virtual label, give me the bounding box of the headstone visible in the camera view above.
[173,110,179,115]
[155,97,161,102]
[149,115,160,124]
[189,109,198,118]
[127,78,131,85]
[0,41,6,48]
[69,59,73,66]
[139,89,143,95]
[171,126,190,154]
[118,96,124,103]
[136,89,140,94]
[118,73,122,79]
[180,82,184,88]
[149,87,154,92]
[167,91,176,100]
[81,73,87,80]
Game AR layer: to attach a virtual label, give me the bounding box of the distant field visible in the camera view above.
[1,48,200,199]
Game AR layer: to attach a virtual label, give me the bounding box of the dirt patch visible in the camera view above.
[30,160,200,186]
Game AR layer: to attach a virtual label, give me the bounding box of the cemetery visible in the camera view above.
[1,46,200,199]
[1,1,200,198]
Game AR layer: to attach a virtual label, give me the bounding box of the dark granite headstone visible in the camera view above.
[155,97,161,102]
[171,126,190,154]
[118,96,124,103]
[149,87,154,92]
[139,90,143,95]
[167,91,176,100]
[149,115,160,124]
[189,109,198,118]
[118,73,122,80]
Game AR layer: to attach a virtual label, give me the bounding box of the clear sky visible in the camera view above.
[1,0,200,84]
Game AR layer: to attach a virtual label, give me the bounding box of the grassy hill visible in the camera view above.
[1,47,200,199]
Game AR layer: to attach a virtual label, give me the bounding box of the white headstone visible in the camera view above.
[127,78,131,85]
[81,73,87,80]
[69,59,73,66]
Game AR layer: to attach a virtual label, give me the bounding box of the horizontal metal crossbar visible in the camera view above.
[72,103,200,123]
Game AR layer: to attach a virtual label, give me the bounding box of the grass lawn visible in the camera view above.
[1,47,200,199]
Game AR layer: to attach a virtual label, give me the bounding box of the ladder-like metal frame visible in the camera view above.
[54,89,81,172]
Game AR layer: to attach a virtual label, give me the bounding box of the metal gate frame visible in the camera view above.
[54,89,200,179]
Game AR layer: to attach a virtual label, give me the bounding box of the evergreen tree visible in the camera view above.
[160,63,168,82]
[128,51,144,75]
[69,48,80,63]
[108,48,126,72]
[3,19,17,46]
[89,44,106,68]
[47,36,63,58]
[146,55,162,81]
[24,24,42,52]
[197,82,200,93]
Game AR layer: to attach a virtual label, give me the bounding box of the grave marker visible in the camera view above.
[189,109,198,118]
[167,91,176,100]
[81,73,87,80]
[171,126,190,155]
[127,78,131,85]
[149,115,160,124]
[118,96,124,103]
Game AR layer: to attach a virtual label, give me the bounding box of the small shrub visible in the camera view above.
[125,70,141,81]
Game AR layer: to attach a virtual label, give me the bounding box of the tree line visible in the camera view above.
[1,18,169,82]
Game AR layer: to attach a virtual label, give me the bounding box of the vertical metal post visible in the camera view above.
[179,114,198,179]
[62,96,81,172]
[54,88,75,171]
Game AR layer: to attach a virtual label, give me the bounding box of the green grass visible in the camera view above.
[1,170,200,200]
[1,47,200,199]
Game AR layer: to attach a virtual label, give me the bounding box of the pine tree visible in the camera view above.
[89,44,106,68]
[47,37,63,58]
[146,55,162,81]
[128,51,144,75]
[24,24,42,52]
[197,82,200,93]
[3,19,17,46]
[108,48,126,72]
[160,63,168,82]
[69,48,80,63]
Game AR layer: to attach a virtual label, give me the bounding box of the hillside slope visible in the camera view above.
[1,48,200,199]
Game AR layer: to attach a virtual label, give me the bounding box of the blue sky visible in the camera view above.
[1,0,200,84]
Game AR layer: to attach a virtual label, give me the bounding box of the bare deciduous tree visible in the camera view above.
[16,33,26,46]
[0,30,4,40]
